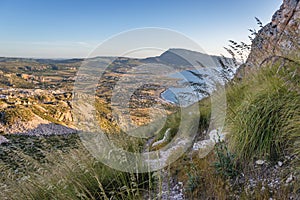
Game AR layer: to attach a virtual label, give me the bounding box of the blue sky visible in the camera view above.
[0,0,282,58]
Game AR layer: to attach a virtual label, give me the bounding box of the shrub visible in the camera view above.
[0,137,153,200]
[213,138,239,179]
[0,106,34,125]
[227,62,300,163]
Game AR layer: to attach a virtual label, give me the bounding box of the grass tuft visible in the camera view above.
[227,61,300,163]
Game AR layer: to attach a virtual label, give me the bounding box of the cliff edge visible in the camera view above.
[242,0,300,74]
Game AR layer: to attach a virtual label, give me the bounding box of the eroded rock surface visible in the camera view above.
[245,0,300,71]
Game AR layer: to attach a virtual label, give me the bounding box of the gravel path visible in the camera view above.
[158,169,185,200]
[143,134,185,200]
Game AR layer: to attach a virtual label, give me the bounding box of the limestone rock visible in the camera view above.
[241,0,300,76]
[255,160,266,165]
[0,135,9,144]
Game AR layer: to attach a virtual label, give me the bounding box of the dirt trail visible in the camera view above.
[143,131,185,200]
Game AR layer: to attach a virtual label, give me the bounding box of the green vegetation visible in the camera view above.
[213,137,239,179]
[171,58,300,199]
[0,93,212,199]
[0,105,34,125]
[18,150,152,200]
[151,97,211,149]
[31,105,62,124]
[227,61,300,163]
[0,48,299,198]
[0,134,79,172]
[0,134,152,200]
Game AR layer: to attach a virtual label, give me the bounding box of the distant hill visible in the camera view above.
[0,48,232,70]
[143,48,232,68]
[0,57,84,64]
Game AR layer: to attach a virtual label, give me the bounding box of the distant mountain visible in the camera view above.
[0,49,235,76]
[0,48,233,69]
[143,48,231,69]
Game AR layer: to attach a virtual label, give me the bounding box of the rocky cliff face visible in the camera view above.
[245,0,300,69]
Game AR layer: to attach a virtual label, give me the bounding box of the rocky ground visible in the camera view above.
[240,0,300,76]
[0,114,77,136]
[228,156,299,199]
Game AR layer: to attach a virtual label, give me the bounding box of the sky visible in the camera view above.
[0,0,282,58]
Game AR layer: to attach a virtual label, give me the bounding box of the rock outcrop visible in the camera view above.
[0,114,77,136]
[245,0,300,70]
[0,135,9,144]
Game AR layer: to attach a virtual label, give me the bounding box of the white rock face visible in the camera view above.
[255,160,266,165]
[0,135,9,144]
[192,129,226,158]
[240,0,300,76]
[286,174,293,184]
[152,128,171,148]
[208,129,225,142]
